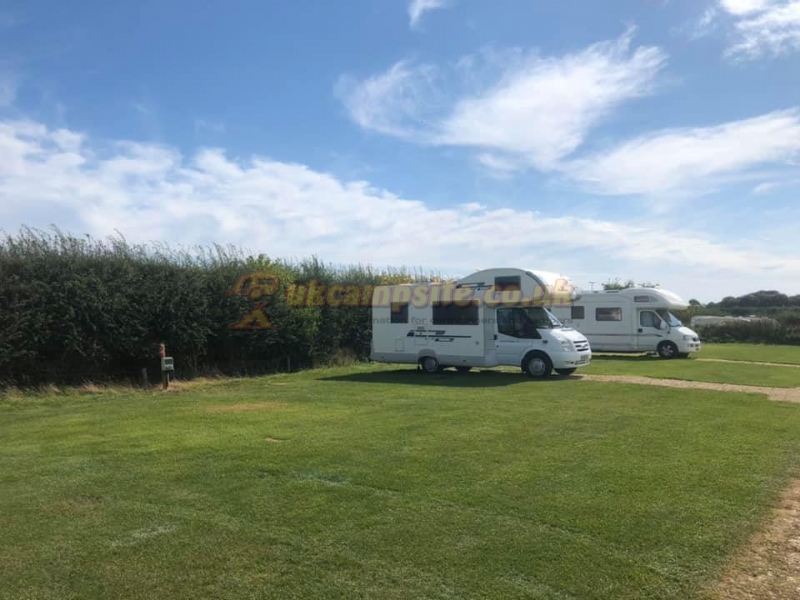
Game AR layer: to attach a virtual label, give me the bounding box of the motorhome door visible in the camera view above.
[636,309,667,352]
[495,307,540,366]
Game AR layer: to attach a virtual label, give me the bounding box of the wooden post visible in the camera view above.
[141,368,149,388]
[159,343,168,390]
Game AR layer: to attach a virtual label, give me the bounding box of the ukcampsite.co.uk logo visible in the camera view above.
[226,271,575,330]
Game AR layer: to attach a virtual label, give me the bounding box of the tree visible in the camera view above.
[602,278,636,291]
[689,299,701,307]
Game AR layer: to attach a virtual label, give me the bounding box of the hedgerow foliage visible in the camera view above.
[0,228,423,386]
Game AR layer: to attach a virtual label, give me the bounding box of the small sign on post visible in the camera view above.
[161,357,175,389]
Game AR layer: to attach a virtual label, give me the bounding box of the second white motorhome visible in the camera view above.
[550,288,702,358]
[371,268,592,377]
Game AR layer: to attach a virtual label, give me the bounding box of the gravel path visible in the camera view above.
[583,372,800,596]
[578,375,800,403]
[710,478,800,600]
[696,358,800,369]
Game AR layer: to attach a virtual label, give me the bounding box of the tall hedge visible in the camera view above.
[0,229,423,386]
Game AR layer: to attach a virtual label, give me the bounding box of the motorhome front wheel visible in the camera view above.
[525,353,553,378]
[657,341,679,359]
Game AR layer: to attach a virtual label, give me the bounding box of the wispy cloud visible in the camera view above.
[2,118,800,297]
[678,7,720,39]
[752,181,780,194]
[339,28,800,199]
[336,61,441,139]
[564,109,800,196]
[408,0,450,29]
[131,99,162,140]
[338,29,667,172]
[752,178,800,194]
[0,71,17,107]
[194,118,226,135]
[435,29,667,170]
[0,12,17,28]
[719,0,800,58]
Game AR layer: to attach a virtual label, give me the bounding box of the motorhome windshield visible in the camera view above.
[657,309,682,328]
[524,307,563,330]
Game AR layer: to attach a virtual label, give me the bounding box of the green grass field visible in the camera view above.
[2,360,800,600]
[700,343,800,365]
[586,354,800,387]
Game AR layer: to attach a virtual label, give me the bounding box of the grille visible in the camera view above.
[574,341,590,352]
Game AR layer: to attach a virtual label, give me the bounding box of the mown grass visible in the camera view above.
[2,365,800,599]
[700,343,800,365]
[586,354,800,387]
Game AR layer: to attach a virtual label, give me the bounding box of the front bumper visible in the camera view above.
[552,351,592,370]
[679,341,702,354]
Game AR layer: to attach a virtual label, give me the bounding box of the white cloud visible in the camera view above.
[408,0,449,29]
[338,29,667,170]
[720,0,774,16]
[719,0,800,58]
[2,118,800,299]
[565,109,800,196]
[338,31,800,198]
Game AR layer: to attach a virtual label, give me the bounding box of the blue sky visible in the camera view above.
[2,0,800,301]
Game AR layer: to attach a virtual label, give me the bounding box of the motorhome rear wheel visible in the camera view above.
[421,356,441,374]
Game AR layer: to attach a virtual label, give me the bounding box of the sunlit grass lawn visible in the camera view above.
[586,354,800,387]
[2,365,800,599]
[700,343,800,365]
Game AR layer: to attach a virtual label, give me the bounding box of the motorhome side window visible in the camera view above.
[495,276,521,291]
[432,302,480,326]
[596,308,623,322]
[390,302,409,324]
[571,306,585,320]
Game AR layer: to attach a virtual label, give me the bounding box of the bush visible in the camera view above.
[0,228,429,387]
[694,319,788,345]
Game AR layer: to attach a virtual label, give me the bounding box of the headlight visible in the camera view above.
[683,335,693,341]
[560,339,574,352]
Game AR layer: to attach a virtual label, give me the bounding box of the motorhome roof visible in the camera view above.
[581,287,689,309]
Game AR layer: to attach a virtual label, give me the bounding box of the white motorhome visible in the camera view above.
[550,288,702,358]
[370,269,592,378]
